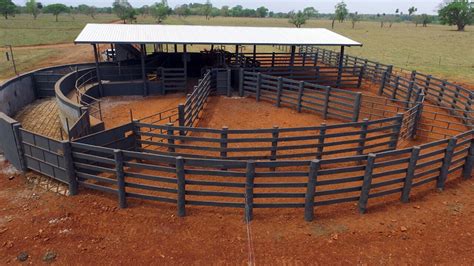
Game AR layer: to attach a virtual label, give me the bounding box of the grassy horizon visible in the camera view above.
[1,14,473,83]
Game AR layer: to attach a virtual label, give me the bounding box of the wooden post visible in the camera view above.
[253,45,257,64]
[425,75,432,94]
[352,93,362,122]
[92,44,103,97]
[235,44,239,62]
[358,154,376,214]
[437,137,458,190]
[297,81,304,113]
[276,77,283,107]
[392,76,400,100]
[304,159,321,222]
[406,81,415,107]
[374,63,380,82]
[114,149,127,209]
[387,65,393,75]
[314,49,319,66]
[462,136,474,179]
[226,68,232,97]
[256,73,262,102]
[323,87,331,120]
[411,90,425,140]
[140,44,148,96]
[176,156,186,217]
[389,113,404,149]
[178,104,185,136]
[270,126,279,171]
[239,68,244,97]
[183,44,188,93]
[290,45,296,67]
[271,52,275,68]
[378,71,389,95]
[401,146,421,203]
[245,161,256,221]
[357,119,369,156]
[357,65,365,88]
[316,124,327,159]
[438,81,447,105]
[62,141,78,196]
[220,126,228,159]
[166,123,175,153]
[159,67,165,95]
[336,46,345,88]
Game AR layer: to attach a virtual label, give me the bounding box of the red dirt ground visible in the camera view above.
[1,163,473,264]
[2,92,474,264]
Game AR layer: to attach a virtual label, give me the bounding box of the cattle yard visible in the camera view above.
[0,24,473,263]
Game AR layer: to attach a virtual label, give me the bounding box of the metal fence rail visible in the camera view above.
[3,45,474,222]
[245,66,364,88]
[64,129,473,221]
[184,70,212,128]
[298,46,393,83]
[134,116,402,160]
[241,71,362,122]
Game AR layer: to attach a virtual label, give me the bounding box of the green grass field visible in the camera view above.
[0,14,473,83]
[0,14,117,46]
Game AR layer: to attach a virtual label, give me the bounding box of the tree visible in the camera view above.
[378,13,386,28]
[303,7,318,18]
[151,0,170,23]
[391,8,400,27]
[256,6,268,18]
[203,0,212,20]
[138,5,151,17]
[174,4,190,17]
[438,0,473,31]
[288,10,307,28]
[112,1,136,23]
[26,0,40,19]
[408,6,417,16]
[43,3,69,22]
[230,5,243,17]
[350,12,360,29]
[420,14,432,27]
[85,6,97,18]
[0,0,16,19]
[220,5,229,17]
[335,1,348,23]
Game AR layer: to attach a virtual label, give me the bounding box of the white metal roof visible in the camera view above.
[75,24,362,46]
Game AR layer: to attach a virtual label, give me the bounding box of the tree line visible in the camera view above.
[0,0,472,31]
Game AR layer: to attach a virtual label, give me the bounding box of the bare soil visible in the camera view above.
[1,163,473,264]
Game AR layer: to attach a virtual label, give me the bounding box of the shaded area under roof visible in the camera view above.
[74,24,362,47]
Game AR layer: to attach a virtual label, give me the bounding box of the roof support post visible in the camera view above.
[174,44,178,53]
[235,45,239,65]
[140,44,148,96]
[336,45,345,88]
[253,45,257,66]
[183,44,188,93]
[92,43,103,97]
[290,45,296,68]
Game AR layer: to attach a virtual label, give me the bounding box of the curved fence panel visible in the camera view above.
[242,71,362,122]
[133,117,402,161]
[184,71,212,128]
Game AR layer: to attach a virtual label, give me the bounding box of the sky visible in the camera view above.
[12,0,441,15]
